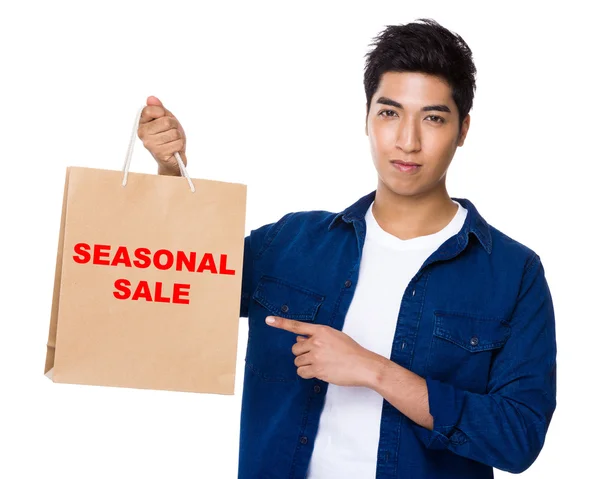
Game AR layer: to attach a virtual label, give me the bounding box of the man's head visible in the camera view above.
[363,19,477,198]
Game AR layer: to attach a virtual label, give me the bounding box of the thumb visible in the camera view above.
[146,95,163,107]
[147,95,175,118]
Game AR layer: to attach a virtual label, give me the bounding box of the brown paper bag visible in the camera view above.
[44,106,246,394]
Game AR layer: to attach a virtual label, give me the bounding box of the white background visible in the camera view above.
[1,1,597,477]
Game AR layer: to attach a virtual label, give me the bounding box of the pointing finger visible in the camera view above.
[265,316,317,336]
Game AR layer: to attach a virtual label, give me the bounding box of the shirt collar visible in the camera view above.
[328,190,493,254]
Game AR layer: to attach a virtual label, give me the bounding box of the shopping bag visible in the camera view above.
[44,106,247,394]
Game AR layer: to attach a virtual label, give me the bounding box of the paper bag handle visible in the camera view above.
[122,105,196,193]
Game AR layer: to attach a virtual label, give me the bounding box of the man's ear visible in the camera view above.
[365,103,369,136]
[457,114,471,147]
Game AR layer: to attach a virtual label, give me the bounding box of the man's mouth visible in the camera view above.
[391,160,420,166]
[391,160,421,173]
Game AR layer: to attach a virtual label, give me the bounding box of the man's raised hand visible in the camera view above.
[138,96,187,176]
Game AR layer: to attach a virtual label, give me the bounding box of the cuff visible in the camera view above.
[412,376,468,450]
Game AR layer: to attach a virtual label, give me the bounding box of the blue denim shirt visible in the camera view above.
[238,190,557,479]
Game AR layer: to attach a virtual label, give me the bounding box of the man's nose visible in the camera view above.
[395,117,421,153]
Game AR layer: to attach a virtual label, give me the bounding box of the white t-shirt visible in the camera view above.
[306,199,468,479]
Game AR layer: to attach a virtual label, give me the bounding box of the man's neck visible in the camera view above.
[371,184,459,241]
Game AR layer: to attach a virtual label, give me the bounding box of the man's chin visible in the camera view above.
[377,177,424,198]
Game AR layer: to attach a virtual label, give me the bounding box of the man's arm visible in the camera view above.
[370,254,557,474]
[269,253,556,474]
[239,214,294,317]
[367,358,433,429]
[240,234,254,318]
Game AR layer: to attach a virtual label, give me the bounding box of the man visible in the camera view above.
[138,18,556,479]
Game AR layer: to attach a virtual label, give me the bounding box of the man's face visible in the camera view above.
[365,71,470,198]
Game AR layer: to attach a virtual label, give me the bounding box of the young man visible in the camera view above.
[139,18,556,479]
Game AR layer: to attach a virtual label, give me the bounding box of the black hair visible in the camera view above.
[364,18,477,126]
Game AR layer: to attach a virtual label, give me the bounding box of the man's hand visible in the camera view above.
[267,315,434,429]
[265,316,385,387]
[138,96,187,176]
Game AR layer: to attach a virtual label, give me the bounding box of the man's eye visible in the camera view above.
[379,109,398,117]
[426,115,445,124]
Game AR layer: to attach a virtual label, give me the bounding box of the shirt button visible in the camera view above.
[281,304,289,313]
[300,436,308,445]
[344,280,352,288]
[314,384,321,393]
[470,336,479,346]
[412,289,416,296]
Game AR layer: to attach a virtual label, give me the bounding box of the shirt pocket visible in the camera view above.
[426,310,511,392]
[247,275,325,382]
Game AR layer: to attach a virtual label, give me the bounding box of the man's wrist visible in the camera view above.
[157,165,182,177]
[361,353,390,390]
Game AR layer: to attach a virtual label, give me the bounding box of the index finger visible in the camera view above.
[265,316,317,336]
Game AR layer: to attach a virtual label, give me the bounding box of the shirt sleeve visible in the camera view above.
[239,213,293,318]
[412,253,557,474]
[239,233,253,318]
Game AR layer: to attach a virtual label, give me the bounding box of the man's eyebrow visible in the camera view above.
[376,96,451,113]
